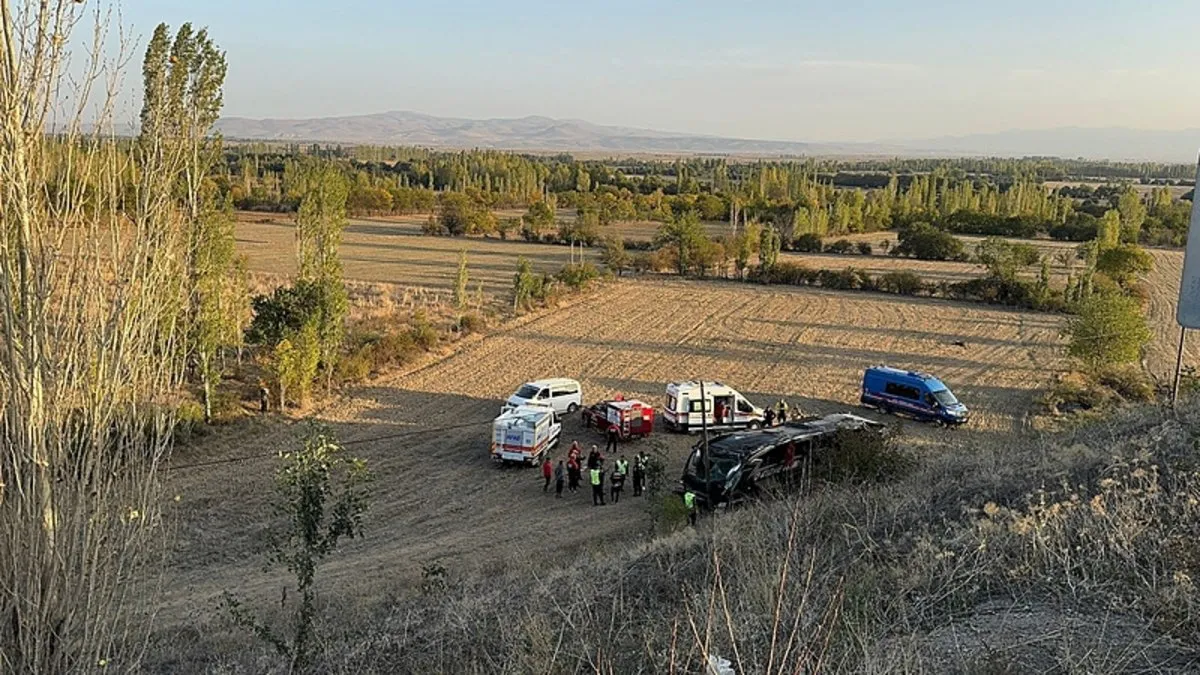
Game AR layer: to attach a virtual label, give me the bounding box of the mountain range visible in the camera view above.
[214,111,1200,163]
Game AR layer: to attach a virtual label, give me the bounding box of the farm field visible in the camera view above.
[159,277,1067,630]
[235,211,594,300]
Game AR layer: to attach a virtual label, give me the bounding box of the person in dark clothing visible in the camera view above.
[554,461,565,497]
[259,384,270,413]
[632,452,646,496]
[541,458,552,492]
[567,456,581,492]
[763,407,775,428]
[610,464,625,503]
[587,445,600,470]
[605,425,619,453]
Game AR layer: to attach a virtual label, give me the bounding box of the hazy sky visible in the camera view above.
[114,0,1200,142]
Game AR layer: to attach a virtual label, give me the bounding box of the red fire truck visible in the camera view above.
[582,398,655,440]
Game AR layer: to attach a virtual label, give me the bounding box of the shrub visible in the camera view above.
[421,215,446,236]
[948,275,1037,308]
[856,242,873,255]
[1094,364,1155,402]
[893,223,965,261]
[764,261,817,285]
[816,268,860,290]
[459,312,484,334]
[1049,214,1099,242]
[1067,293,1151,367]
[556,262,602,290]
[824,239,855,255]
[878,270,925,295]
[174,400,207,441]
[629,251,654,273]
[792,233,823,253]
[813,426,912,484]
[246,281,322,346]
[409,310,439,350]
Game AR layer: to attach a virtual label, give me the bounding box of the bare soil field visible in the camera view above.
[236,212,594,300]
[1144,247,1194,378]
[159,278,1066,630]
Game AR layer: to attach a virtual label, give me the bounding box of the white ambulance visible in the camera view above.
[662,381,765,432]
[490,404,562,465]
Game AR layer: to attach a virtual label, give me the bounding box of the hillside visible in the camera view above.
[150,396,1200,673]
[216,111,1200,162]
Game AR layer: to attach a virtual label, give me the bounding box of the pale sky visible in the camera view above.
[111,0,1200,142]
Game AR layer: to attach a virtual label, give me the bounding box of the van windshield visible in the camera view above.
[931,389,958,406]
[515,384,541,399]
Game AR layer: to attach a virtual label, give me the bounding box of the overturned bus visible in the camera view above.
[676,413,887,508]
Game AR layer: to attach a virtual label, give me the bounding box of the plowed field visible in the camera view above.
[161,278,1066,626]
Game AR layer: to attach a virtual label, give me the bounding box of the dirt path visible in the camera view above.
[158,278,1067,626]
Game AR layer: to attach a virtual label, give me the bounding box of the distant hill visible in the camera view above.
[214,110,900,156]
[904,127,1200,164]
[215,110,1200,163]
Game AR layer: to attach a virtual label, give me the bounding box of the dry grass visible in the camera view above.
[148,398,1200,673]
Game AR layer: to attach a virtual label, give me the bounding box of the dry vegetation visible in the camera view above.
[236,212,595,301]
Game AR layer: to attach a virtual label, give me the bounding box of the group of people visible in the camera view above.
[540,440,650,506]
[763,399,793,428]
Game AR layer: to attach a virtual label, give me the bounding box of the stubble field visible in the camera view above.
[160,275,1067,632]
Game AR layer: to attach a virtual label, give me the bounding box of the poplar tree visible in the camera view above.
[294,161,350,391]
[141,22,241,423]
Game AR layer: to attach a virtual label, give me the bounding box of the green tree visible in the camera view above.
[1096,210,1121,252]
[142,22,239,423]
[654,211,705,275]
[758,225,781,275]
[453,250,470,327]
[1066,293,1151,367]
[294,162,350,391]
[1095,244,1154,288]
[600,237,632,276]
[894,223,964,261]
[522,199,555,240]
[225,426,371,672]
[512,257,540,312]
[1117,188,1147,243]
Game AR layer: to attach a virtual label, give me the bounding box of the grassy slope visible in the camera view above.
[153,400,1200,674]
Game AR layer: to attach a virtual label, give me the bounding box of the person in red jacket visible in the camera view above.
[541,457,553,492]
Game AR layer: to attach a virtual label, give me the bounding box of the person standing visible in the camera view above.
[610,464,625,503]
[259,383,270,414]
[632,452,646,496]
[764,406,775,428]
[590,466,605,506]
[683,490,697,526]
[714,400,725,427]
[554,460,565,498]
[777,399,789,425]
[567,454,581,493]
[587,445,601,470]
[541,457,553,492]
[605,424,619,453]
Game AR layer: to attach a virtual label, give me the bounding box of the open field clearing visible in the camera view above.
[236,212,594,299]
[779,250,1076,286]
[1145,248,1194,378]
[159,278,1066,630]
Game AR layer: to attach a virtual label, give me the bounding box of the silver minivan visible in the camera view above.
[503,378,583,417]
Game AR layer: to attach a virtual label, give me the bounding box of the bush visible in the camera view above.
[409,310,439,350]
[792,233,823,253]
[824,239,855,255]
[948,275,1037,308]
[816,268,860,290]
[893,223,965,261]
[856,242,873,256]
[939,211,1044,238]
[1067,293,1151,367]
[1049,214,1099,242]
[1094,364,1155,402]
[878,271,925,295]
[245,282,322,346]
[459,312,484,334]
[556,262,602,290]
[763,261,817,286]
[813,427,912,484]
[174,400,207,441]
[422,215,446,236]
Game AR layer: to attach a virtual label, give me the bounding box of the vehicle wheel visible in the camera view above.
[567,403,579,414]
[747,421,761,430]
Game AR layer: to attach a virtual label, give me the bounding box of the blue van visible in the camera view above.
[860,366,969,425]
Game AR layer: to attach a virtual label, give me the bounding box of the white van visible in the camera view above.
[662,381,764,432]
[491,404,562,465]
[502,378,583,417]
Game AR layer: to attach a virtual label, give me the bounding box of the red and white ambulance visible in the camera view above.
[662,381,765,433]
